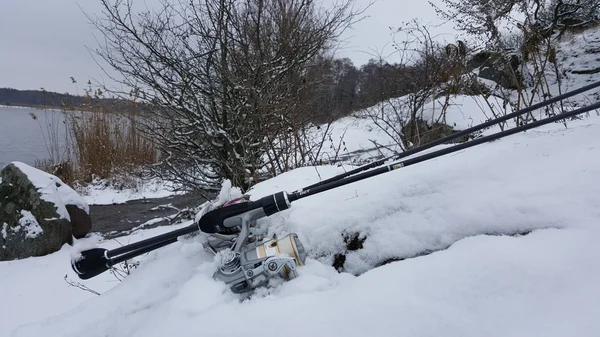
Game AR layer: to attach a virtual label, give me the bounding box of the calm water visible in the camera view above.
[0,106,69,168]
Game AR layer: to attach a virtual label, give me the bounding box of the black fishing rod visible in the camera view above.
[71,98,600,280]
[297,80,600,192]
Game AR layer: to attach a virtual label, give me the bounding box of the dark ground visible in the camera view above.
[88,193,212,239]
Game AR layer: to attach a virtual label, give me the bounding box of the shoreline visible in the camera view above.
[0,104,90,113]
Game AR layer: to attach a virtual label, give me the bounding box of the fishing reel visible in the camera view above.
[198,196,307,294]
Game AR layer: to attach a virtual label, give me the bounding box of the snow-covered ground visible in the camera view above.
[0,224,191,337]
[301,92,516,168]
[76,178,184,205]
[3,108,600,337]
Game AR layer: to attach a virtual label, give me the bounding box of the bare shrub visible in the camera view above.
[83,0,369,194]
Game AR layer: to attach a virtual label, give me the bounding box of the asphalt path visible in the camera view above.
[88,193,212,239]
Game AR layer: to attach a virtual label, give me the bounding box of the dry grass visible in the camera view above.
[33,95,159,186]
[67,109,157,183]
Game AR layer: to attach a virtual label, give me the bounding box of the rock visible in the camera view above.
[466,51,494,70]
[402,118,471,149]
[66,204,92,239]
[0,162,91,260]
[467,51,523,89]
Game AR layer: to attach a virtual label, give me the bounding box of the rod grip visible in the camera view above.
[71,248,113,280]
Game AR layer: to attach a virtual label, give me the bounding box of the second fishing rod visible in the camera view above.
[296,80,600,192]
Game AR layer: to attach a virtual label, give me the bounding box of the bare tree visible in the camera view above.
[358,21,455,150]
[85,0,367,194]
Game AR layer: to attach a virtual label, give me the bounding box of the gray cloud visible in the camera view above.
[0,0,454,94]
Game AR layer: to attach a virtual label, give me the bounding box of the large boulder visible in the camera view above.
[401,118,471,149]
[467,51,523,89]
[0,162,91,261]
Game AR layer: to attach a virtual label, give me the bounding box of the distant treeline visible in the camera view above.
[1,57,438,119]
[0,88,90,108]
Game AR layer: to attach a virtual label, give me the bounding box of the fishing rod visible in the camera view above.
[71,96,600,293]
[297,80,600,192]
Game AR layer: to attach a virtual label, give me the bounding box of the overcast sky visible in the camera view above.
[0,0,457,94]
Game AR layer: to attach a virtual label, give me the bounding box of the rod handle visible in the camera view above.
[71,248,113,280]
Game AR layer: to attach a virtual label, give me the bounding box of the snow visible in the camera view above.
[467,27,600,112]
[300,91,517,168]
[11,161,89,219]
[0,224,191,337]
[556,27,600,97]
[419,94,514,131]
[246,116,600,275]
[305,113,403,164]
[17,210,43,238]
[2,110,600,337]
[77,178,184,205]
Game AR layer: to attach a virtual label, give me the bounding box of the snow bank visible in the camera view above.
[0,223,192,337]
[553,27,600,102]
[9,228,600,337]
[11,161,89,219]
[4,114,600,337]
[246,115,600,275]
[305,114,403,163]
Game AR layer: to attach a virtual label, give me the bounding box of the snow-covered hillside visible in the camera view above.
[554,27,600,101]
[3,106,600,336]
[304,93,516,167]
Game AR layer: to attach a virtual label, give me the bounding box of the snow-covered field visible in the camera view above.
[2,108,600,337]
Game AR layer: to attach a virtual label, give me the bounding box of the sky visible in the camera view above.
[0,0,457,94]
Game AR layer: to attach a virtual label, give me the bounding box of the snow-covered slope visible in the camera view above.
[555,27,600,103]
[4,110,600,337]
[304,93,514,167]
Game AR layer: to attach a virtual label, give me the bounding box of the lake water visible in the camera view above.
[0,106,69,168]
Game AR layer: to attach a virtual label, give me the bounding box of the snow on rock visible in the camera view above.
[1,222,7,239]
[11,161,88,219]
[17,210,43,238]
[4,111,600,337]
